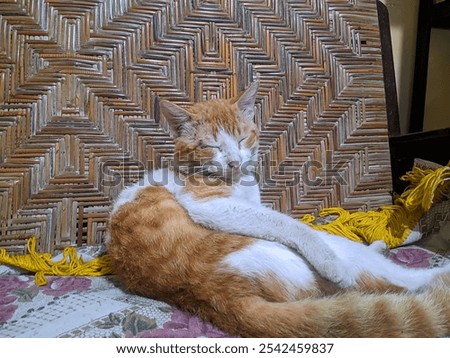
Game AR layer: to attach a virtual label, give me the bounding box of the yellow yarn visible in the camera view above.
[301,163,450,248]
[0,237,113,286]
[0,163,448,285]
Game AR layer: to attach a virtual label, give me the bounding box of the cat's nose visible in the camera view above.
[228,161,240,169]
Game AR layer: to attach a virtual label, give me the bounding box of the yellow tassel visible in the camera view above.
[302,163,450,248]
[0,237,113,286]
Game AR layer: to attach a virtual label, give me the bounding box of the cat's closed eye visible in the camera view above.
[238,137,248,148]
[199,142,221,150]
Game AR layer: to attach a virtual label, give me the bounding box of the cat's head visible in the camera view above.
[160,81,259,182]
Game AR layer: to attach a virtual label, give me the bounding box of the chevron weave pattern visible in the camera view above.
[0,0,392,254]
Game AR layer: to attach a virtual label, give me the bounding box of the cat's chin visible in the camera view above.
[223,169,244,183]
[219,170,259,186]
[186,163,257,185]
[200,167,245,184]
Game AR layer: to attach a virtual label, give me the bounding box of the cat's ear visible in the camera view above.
[233,80,259,121]
[160,100,193,137]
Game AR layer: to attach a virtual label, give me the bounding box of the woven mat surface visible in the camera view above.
[0,0,392,254]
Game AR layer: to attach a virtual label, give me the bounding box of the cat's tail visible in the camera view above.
[214,275,450,337]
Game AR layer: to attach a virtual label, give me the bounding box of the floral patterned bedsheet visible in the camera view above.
[1,245,449,338]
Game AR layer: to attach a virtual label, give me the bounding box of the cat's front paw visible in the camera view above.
[303,245,355,287]
[317,259,355,287]
[369,240,389,256]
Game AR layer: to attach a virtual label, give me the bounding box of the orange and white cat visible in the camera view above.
[107,81,450,337]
